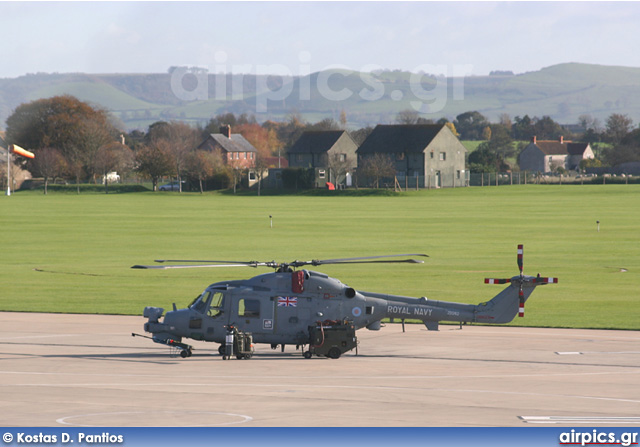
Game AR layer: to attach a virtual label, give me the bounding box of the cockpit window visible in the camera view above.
[207,292,225,318]
[190,290,211,313]
[190,290,225,317]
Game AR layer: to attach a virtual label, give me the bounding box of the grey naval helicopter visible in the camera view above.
[132,245,557,359]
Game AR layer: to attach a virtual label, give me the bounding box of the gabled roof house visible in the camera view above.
[357,124,467,188]
[287,130,358,187]
[197,125,258,169]
[519,136,594,172]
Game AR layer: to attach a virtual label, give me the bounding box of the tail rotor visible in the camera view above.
[484,244,558,318]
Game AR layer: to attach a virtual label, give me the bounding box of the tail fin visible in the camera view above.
[475,279,536,324]
[475,275,557,324]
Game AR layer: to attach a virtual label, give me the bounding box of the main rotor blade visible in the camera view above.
[154,259,262,265]
[131,263,260,270]
[306,254,429,266]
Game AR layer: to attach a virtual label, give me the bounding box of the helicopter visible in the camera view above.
[131,245,557,359]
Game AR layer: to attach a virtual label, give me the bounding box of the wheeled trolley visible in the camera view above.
[221,325,254,360]
[304,319,357,359]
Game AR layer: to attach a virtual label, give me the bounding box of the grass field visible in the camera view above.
[1,185,639,330]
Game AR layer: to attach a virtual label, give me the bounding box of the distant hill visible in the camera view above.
[1,63,640,131]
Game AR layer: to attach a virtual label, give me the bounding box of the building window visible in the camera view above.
[250,153,254,159]
[338,153,346,162]
[243,152,247,159]
[430,152,434,159]
[248,171,256,181]
[228,153,233,160]
[235,152,239,159]
[396,152,405,161]
[296,154,303,162]
[456,170,461,179]
[318,169,326,179]
[439,152,446,161]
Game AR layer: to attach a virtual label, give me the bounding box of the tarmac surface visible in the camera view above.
[1,312,639,427]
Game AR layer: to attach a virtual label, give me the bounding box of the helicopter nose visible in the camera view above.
[162,308,190,335]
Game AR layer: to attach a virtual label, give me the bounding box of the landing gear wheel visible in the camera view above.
[303,351,312,359]
[180,349,189,358]
[327,347,341,359]
[218,345,225,356]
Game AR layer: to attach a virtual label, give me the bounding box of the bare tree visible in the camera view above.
[328,153,355,187]
[94,142,134,193]
[31,147,66,194]
[358,153,396,188]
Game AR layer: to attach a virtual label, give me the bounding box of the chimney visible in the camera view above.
[531,136,537,144]
[559,135,564,144]
[220,125,231,139]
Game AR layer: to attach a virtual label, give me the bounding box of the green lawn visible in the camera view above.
[1,185,639,330]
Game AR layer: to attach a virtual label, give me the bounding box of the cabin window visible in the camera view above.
[238,299,260,318]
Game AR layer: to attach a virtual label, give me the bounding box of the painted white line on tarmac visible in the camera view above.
[520,416,640,424]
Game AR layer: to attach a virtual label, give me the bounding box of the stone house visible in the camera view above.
[356,124,468,188]
[519,136,594,173]
[287,130,358,187]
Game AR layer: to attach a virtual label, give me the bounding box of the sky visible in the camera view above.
[2,1,640,79]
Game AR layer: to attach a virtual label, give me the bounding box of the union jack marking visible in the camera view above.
[277,296,298,307]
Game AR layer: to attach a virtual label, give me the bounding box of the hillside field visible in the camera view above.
[1,185,639,330]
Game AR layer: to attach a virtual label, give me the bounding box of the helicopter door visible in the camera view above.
[231,293,274,335]
[273,295,311,334]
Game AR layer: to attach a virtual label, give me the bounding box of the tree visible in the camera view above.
[5,95,117,161]
[454,111,489,140]
[135,142,173,191]
[396,109,420,125]
[602,128,640,166]
[468,145,509,173]
[93,142,134,193]
[147,121,199,192]
[30,147,66,194]
[235,123,274,158]
[328,152,356,187]
[184,150,220,193]
[358,153,396,188]
[533,116,565,140]
[252,153,270,196]
[396,109,434,125]
[512,115,536,141]
[5,95,119,192]
[605,113,633,145]
[75,118,116,183]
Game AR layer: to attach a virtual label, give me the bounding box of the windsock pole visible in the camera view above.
[5,145,9,196]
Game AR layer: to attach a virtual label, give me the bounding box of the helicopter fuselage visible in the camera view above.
[143,267,539,348]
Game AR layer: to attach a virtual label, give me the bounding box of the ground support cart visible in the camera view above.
[221,325,254,360]
[305,319,357,359]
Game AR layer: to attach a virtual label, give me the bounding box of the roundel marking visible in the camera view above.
[352,307,362,317]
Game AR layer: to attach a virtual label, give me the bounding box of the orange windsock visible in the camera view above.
[10,144,35,159]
